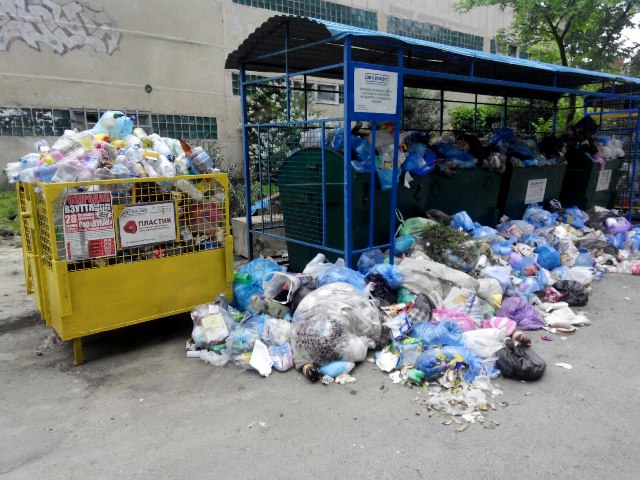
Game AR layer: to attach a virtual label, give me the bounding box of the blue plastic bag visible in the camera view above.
[409,320,463,347]
[317,266,366,291]
[482,266,512,291]
[472,226,499,241]
[451,211,475,232]
[367,263,403,290]
[415,345,483,382]
[534,245,561,270]
[561,207,589,229]
[233,258,285,311]
[492,239,516,256]
[401,152,435,176]
[395,235,415,255]
[523,204,558,228]
[357,249,386,275]
[319,360,355,377]
[522,233,550,248]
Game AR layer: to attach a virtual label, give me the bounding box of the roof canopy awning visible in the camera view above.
[226,16,640,101]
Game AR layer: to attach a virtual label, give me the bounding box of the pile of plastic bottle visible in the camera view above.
[5,110,216,185]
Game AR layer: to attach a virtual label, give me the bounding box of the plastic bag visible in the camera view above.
[562,207,589,229]
[451,211,475,232]
[357,249,386,274]
[261,316,292,345]
[492,239,516,256]
[367,263,403,290]
[482,316,517,337]
[398,217,438,237]
[225,326,260,357]
[462,328,506,358]
[476,278,503,308]
[431,308,477,332]
[262,272,315,304]
[269,343,294,371]
[409,320,463,347]
[233,258,285,312]
[481,266,513,292]
[395,235,416,255]
[553,280,589,306]
[496,297,544,330]
[472,226,500,241]
[317,265,366,292]
[399,256,480,300]
[290,283,381,368]
[415,345,483,382]
[563,266,594,286]
[190,302,236,348]
[495,339,546,381]
[319,360,355,378]
[522,233,550,248]
[534,245,561,270]
[523,204,558,228]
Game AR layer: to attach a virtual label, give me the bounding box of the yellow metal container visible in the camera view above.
[17,174,234,364]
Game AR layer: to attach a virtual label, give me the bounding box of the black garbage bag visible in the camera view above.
[496,339,546,381]
[365,273,395,304]
[425,209,451,225]
[553,280,589,307]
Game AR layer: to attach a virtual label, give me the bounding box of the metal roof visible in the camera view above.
[225,16,640,100]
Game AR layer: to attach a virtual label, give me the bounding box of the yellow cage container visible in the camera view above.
[17,174,234,365]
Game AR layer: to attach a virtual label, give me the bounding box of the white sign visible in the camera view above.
[118,202,177,248]
[525,178,547,204]
[596,169,612,192]
[63,192,116,261]
[354,68,398,114]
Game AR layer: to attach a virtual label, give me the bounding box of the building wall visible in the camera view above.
[0,0,513,181]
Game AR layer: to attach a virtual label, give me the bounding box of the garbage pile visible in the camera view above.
[186,200,639,427]
[5,110,217,184]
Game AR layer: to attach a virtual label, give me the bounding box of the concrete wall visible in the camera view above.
[0,0,513,180]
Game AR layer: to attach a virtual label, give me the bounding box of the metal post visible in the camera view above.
[239,65,254,260]
[388,47,405,260]
[439,89,444,134]
[321,122,327,246]
[344,36,353,267]
[629,104,640,220]
[473,94,478,132]
[368,123,376,248]
[304,75,308,121]
[285,21,291,122]
[502,96,508,128]
[551,100,558,134]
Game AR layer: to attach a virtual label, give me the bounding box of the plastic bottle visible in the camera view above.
[5,162,21,182]
[180,139,213,173]
[300,363,321,383]
[176,179,204,201]
[35,164,58,183]
[574,248,593,267]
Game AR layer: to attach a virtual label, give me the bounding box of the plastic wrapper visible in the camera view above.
[483,316,517,336]
[496,297,544,330]
[263,272,315,304]
[317,265,366,292]
[399,256,480,300]
[415,345,483,382]
[409,320,463,347]
[441,287,484,326]
[357,249,386,274]
[200,350,230,367]
[462,328,506,358]
[534,245,561,270]
[496,339,546,381]
[553,280,589,306]
[431,308,477,332]
[395,235,416,255]
[190,303,236,348]
[233,258,285,312]
[290,283,381,368]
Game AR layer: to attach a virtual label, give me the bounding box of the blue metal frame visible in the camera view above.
[234,18,640,268]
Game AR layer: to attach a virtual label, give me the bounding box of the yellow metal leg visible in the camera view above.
[73,338,84,366]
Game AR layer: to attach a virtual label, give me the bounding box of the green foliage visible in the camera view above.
[0,191,19,234]
[455,0,639,72]
[403,88,440,131]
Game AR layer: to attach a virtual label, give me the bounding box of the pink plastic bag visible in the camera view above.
[605,217,631,234]
[431,308,477,332]
[483,316,517,337]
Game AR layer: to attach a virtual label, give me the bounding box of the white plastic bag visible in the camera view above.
[462,328,506,358]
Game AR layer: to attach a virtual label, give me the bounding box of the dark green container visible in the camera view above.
[397,169,503,226]
[559,155,624,210]
[278,148,391,272]
[499,163,567,220]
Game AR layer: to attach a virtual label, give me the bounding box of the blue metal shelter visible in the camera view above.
[226,15,640,268]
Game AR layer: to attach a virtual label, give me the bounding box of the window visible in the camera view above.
[0,107,70,136]
[316,84,338,104]
[388,17,483,51]
[69,108,152,132]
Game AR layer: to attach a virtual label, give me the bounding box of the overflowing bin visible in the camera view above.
[17,174,234,364]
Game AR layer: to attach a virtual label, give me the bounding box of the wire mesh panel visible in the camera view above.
[34,174,228,272]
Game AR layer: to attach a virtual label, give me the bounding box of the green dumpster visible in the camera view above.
[499,163,568,220]
[559,149,624,210]
[278,148,391,272]
[397,169,503,227]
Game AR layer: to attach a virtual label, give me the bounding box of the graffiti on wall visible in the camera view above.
[0,0,121,55]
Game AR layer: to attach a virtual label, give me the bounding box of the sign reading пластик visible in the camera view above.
[354,68,398,115]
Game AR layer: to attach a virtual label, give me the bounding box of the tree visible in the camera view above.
[455,1,640,124]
